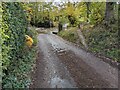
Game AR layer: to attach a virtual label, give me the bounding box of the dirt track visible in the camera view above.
[30,33,118,88]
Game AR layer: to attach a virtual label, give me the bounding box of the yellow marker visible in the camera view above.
[25,35,33,47]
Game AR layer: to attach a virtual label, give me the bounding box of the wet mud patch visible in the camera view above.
[56,50,111,88]
[30,50,47,88]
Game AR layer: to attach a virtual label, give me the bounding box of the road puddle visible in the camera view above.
[49,75,74,88]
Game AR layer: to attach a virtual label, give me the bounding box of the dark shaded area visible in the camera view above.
[58,22,63,32]
[52,32,58,34]
[30,19,54,28]
[68,15,76,26]
[105,2,115,22]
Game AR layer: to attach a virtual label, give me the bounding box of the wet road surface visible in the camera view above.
[30,34,118,88]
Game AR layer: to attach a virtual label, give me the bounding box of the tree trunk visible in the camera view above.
[58,22,62,32]
[85,2,91,22]
[77,25,88,50]
[118,4,120,44]
[105,2,114,23]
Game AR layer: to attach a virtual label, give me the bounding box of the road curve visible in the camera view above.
[30,34,118,88]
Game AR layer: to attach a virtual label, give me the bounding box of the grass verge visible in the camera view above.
[58,27,80,44]
[82,23,119,61]
[58,24,119,62]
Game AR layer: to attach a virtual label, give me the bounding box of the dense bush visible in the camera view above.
[58,27,80,44]
[82,23,118,61]
[1,2,37,88]
[30,18,53,28]
[0,2,10,83]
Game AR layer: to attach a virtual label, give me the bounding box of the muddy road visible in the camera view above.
[30,33,118,88]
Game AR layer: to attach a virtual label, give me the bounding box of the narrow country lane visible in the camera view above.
[30,33,118,88]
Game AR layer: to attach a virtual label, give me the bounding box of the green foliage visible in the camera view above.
[57,2,105,26]
[58,27,79,43]
[28,2,54,27]
[82,23,118,61]
[0,2,10,81]
[59,16,69,25]
[88,2,105,25]
[57,2,118,61]
[0,2,4,83]
[2,2,37,88]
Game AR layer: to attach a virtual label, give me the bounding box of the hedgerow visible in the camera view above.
[1,2,37,88]
[0,2,10,83]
